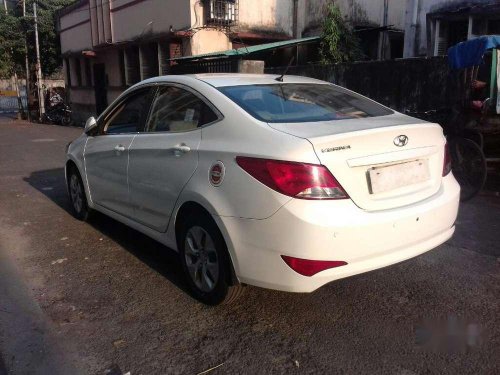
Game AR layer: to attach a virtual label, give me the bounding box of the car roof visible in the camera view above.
[189,73,328,87]
[138,73,329,88]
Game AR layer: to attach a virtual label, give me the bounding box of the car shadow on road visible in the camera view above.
[23,168,191,295]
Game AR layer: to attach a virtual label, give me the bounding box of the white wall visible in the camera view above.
[403,0,489,57]
[238,0,294,36]
[59,4,92,53]
[96,49,123,87]
[302,0,407,35]
[110,0,192,43]
[60,0,412,55]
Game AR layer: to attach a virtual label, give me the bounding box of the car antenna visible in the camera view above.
[275,56,295,82]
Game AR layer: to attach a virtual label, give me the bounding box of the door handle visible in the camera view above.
[172,144,191,156]
[114,145,125,152]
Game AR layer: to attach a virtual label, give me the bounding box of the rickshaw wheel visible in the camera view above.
[463,124,484,150]
[449,137,487,202]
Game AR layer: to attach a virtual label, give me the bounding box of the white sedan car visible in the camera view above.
[65,74,460,305]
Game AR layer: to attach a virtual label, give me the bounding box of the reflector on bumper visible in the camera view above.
[281,256,347,277]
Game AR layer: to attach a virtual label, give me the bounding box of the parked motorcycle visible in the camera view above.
[43,102,72,126]
[42,90,72,126]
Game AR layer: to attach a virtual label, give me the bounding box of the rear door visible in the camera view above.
[84,87,152,217]
[128,84,221,232]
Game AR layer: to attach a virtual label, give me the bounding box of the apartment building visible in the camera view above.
[58,0,409,122]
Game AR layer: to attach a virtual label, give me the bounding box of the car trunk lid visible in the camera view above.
[269,114,446,211]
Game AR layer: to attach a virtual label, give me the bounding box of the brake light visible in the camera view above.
[236,157,348,200]
[443,142,452,176]
[281,256,347,277]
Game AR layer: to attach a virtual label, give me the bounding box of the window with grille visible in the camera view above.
[205,0,238,26]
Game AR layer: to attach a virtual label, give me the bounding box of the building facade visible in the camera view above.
[404,0,500,58]
[58,0,412,123]
[58,0,298,122]
[300,0,407,60]
[60,1,500,122]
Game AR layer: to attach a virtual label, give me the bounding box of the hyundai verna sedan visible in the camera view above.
[65,74,460,305]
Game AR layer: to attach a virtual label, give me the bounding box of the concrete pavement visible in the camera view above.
[0,118,499,374]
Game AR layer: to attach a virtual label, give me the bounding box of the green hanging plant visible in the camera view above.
[319,2,363,64]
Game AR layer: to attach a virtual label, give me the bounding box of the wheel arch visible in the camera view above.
[65,157,93,206]
[174,200,239,286]
[65,158,78,174]
[65,159,79,193]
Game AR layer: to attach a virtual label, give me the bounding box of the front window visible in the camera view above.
[146,86,219,132]
[104,89,150,134]
[219,83,392,123]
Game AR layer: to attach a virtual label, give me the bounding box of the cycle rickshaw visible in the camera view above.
[409,35,500,201]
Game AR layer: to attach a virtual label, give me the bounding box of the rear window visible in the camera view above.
[219,83,393,123]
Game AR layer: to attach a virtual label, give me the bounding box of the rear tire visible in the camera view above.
[463,127,484,150]
[178,212,243,305]
[449,138,487,202]
[67,167,92,221]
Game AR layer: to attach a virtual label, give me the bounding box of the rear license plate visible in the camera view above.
[368,160,430,194]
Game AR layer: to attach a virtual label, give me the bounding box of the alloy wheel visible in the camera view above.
[184,226,219,292]
[69,174,83,214]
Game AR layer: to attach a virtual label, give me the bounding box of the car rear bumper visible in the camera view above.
[215,174,460,293]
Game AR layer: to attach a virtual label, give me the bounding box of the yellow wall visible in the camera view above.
[185,29,233,56]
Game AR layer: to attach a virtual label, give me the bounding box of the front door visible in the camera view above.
[85,88,152,217]
[128,85,220,232]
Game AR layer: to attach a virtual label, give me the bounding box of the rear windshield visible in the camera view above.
[219,83,393,123]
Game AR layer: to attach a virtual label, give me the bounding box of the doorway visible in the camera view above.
[93,63,108,115]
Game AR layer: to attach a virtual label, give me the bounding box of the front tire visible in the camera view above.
[67,168,92,221]
[178,213,243,305]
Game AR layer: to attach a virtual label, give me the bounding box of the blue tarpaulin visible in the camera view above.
[448,35,500,69]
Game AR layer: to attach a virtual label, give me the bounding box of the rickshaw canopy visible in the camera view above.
[448,35,500,69]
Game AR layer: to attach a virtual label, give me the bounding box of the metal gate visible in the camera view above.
[170,59,239,75]
[0,87,27,113]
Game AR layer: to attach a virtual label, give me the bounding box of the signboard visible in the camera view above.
[0,90,17,97]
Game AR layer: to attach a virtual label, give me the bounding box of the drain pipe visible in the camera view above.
[404,0,420,58]
[293,0,299,39]
[380,0,389,60]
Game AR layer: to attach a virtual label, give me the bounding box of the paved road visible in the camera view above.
[0,118,499,374]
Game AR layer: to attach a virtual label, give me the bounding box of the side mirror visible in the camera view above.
[84,116,97,134]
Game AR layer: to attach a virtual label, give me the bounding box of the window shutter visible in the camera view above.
[436,22,448,56]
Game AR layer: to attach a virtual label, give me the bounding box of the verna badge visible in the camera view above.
[209,161,225,187]
[393,135,408,147]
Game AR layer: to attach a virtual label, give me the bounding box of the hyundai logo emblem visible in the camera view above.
[393,135,408,147]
